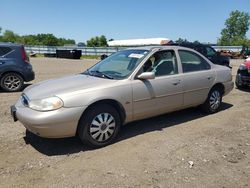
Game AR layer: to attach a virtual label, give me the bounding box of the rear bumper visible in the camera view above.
[22,63,35,82]
[23,70,35,82]
[223,81,234,96]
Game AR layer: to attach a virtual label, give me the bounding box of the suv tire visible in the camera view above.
[0,72,24,92]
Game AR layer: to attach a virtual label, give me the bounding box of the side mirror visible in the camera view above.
[137,72,155,80]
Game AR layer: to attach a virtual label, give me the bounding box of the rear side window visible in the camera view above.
[0,47,12,56]
[179,50,211,73]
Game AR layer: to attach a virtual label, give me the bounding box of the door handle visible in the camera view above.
[207,76,212,80]
[172,80,181,85]
[0,62,5,65]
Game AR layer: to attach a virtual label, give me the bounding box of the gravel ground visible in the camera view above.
[0,58,249,188]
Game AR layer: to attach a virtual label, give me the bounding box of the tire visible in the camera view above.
[0,72,24,92]
[201,87,223,114]
[77,104,121,148]
[235,77,246,89]
[235,81,244,89]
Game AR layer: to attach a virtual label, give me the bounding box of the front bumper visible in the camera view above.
[236,73,250,86]
[11,101,87,138]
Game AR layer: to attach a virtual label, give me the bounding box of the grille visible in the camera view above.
[238,69,250,76]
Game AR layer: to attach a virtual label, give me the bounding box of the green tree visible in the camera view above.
[58,38,75,46]
[87,35,107,47]
[175,38,189,44]
[36,34,58,46]
[2,30,20,43]
[21,35,39,45]
[99,35,107,46]
[218,10,250,45]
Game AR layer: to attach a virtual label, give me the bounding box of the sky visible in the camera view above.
[1,0,250,44]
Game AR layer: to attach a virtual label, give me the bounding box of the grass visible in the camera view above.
[80,55,100,59]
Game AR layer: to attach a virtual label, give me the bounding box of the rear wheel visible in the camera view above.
[0,73,24,92]
[77,104,121,147]
[201,87,222,114]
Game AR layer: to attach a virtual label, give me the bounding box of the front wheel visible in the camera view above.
[77,104,121,148]
[201,87,222,114]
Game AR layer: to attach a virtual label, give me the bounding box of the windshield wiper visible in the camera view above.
[83,69,114,79]
[91,70,114,79]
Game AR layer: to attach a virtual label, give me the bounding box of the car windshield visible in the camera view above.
[83,49,149,79]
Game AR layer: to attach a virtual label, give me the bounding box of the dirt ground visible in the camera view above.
[0,57,249,188]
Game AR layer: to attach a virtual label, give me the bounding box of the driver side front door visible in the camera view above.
[131,50,183,121]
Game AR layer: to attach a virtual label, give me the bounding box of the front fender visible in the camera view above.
[57,83,133,122]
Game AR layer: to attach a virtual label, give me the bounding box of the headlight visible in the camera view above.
[28,96,63,111]
[239,64,247,70]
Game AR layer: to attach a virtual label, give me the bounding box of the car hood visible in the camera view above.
[23,74,117,100]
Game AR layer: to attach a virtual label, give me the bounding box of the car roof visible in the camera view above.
[169,42,210,48]
[127,45,195,51]
[0,42,22,47]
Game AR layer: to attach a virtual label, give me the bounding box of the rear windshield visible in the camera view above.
[0,47,12,56]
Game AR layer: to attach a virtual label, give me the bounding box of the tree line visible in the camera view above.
[0,29,76,46]
[0,10,249,47]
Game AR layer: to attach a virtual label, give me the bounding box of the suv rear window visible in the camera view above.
[0,47,12,56]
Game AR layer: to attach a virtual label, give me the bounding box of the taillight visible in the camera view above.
[21,46,29,63]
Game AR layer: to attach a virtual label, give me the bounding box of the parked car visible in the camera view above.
[171,42,231,67]
[235,60,250,88]
[241,46,250,58]
[0,43,35,92]
[11,46,234,147]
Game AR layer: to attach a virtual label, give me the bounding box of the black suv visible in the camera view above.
[170,42,230,67]
[0,43,35,92]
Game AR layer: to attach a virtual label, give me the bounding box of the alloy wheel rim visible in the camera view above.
[209,90,221,110]
[3,75,21,90]
[90,113,116,142]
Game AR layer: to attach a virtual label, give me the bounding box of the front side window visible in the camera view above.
[84,49,149,79]
[141,50,178,77]
[179,50,211,73]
